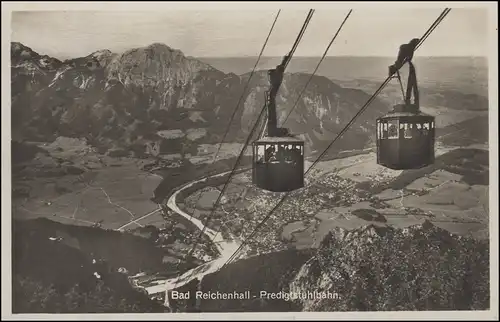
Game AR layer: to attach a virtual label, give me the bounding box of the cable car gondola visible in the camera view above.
[252,56,305,192]
[376,39,436,170]
[252,135,305,192]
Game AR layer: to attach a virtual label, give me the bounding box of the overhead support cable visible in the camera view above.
[222,8,452,267]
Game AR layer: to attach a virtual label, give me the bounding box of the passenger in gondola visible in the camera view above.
[404,125,413,139]
[388,124,398,139]
[265,145,276,162]
[269,149,278,162]
[290,146,302,165]
[422,124,430,136]
[257,154,265,163]
[283,146,292,163]
[276,145,285,162]
[413,123,423,138]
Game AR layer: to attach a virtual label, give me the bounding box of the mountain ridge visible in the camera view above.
[11,41,392,159]
[11,41,488,162]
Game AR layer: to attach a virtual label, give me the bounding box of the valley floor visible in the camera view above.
[11,137,490,309]
[11,138,219,277]
[142,143,489,301]
[181,144,489,260]
[12,137,164,231]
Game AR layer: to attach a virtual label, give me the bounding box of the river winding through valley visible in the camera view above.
[147,143,475,306]
[149,155,374,302]
[145,169,242,304]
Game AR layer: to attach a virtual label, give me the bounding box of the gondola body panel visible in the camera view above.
[252,136,305,192]
[376,111,435,170]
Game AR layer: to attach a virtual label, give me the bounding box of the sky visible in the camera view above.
[10,5,492,60]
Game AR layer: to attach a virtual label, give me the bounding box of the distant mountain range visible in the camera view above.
[11,42,488,159]
[200,56,489,97]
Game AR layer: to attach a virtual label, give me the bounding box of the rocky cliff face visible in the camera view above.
[11,42,390,158]
[163,220,489,312]
[289,220,489,311]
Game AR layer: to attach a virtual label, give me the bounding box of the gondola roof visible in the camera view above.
[255,135,304,144]
[378,111,434,119]
[378,103,434,120]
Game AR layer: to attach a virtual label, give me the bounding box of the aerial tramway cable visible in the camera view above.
[188,9,316,251]
[281,9,353,126]
[170,9,315,286]
[212,9,314,156]
[258,9,315,139]
[166,10,282,286]
[416,8,451,51]
[211,10,282,165]
[222,8,452,267]
[285,9,315,69]
[196,9,316,247]
[178,10,281,231]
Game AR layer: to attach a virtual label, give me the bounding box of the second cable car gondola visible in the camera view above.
[252,56,305,192]
[376,39,436,170]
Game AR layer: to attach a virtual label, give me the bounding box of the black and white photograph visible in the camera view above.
[2,1,498,319]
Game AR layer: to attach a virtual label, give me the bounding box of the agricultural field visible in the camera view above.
[12,138,165,231]
[11,137,219,283]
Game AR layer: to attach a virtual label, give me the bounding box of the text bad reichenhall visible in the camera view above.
[170,290,340,301]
